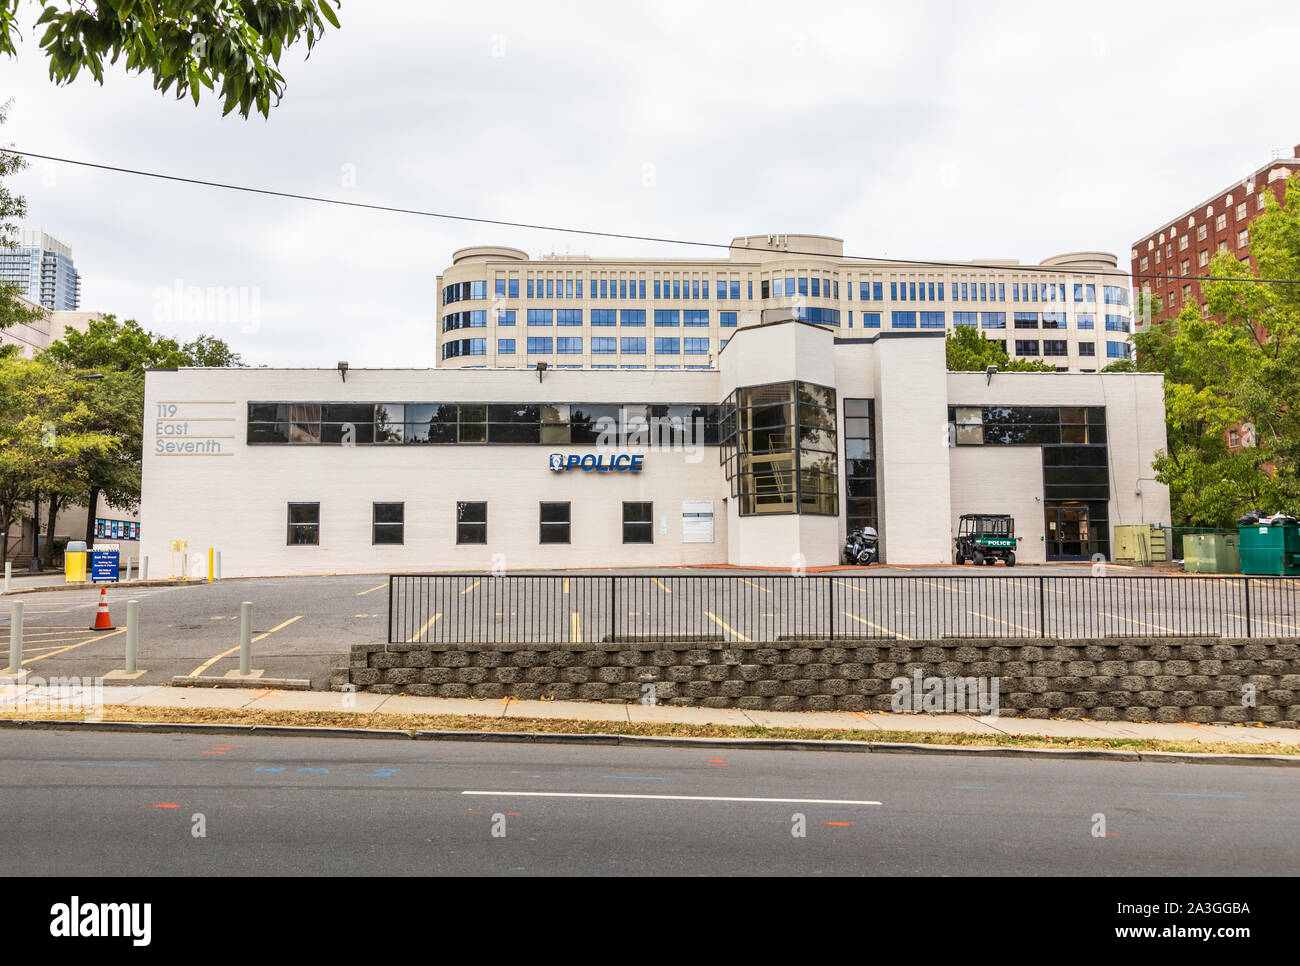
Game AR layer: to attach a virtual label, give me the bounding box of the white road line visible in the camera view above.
[462,791,881,805]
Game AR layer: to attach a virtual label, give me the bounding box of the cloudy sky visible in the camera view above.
[1,0,1297,367]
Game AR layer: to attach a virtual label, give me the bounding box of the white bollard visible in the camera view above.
[239,601,252,676]
[142,556,149,582]
[8,601,21,673]
[3,560,10,593]
[125,556,133,582]
[126,600,139,673]
[215,551,222,580]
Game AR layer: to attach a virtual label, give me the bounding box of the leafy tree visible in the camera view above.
[0,356,117,567]
[40,315,243,545]
[0,0,342,119]
[1133,174,1300,525]
[945,324,1056,372]
[0,99,46,332]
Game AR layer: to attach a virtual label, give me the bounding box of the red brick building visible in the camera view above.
[1131,145,1300,325]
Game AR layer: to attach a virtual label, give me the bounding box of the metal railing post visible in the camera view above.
[1244,577,1252,639]
[828,576,835,640]
[1039,577,1046,638]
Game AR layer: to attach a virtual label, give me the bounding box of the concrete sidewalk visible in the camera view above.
[0,683,1296,747]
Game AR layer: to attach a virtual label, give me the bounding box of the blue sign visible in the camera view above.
[91,548,119,582]
[549,453,644,472]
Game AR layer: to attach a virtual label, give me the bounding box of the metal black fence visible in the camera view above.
[388,574,1300,644]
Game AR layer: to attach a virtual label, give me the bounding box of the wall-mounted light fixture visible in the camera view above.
[536,360,549,383]
[985,364,998,386]
[337,361,349,382]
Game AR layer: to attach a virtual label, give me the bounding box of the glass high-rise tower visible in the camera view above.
[0,229,81,310]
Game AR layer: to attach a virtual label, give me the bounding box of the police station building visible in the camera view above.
[140,310,1171,577]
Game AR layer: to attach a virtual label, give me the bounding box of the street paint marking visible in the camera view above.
[824,821,855,826]
[459,579,482,595]
[599,776,668,781]
[406,613,442,643]
[78,762,152,768]
[968,610,1039,635]
[841,610,910,639]
[1228,613,1300,632]
[357,582,388,596]
[187,615,302,676]
[463,791,881,805]
[650,577,673,594]
[953,785,995,790]
[151,803,180,808]
[1098,610,1178,634]
[22,627,126,665]
[909,578,971,595]
[736,577,772,593]
[563,577,569,594]
[704,610,751,642]
[570,611,581,643]
[1159,792,1241,798]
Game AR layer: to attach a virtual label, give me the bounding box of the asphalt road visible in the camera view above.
[1,729,1295,876]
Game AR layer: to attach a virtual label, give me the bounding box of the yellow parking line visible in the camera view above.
[1228,613,1300,632]
[188,615,302,676]
[22,627,126,665]
[705,611,752,642]
[406,612,442,643]
[909,578,971,596]
[13,635,90,645]
[1097,610,1177,634]
[841,611,910,639]
[968,610,1039,635]
[564,577,570,594]
[356,582,387,596]
[650,577,673,594]
[736,577,772,594]
[570,611,581,642]
[460,579,482,595]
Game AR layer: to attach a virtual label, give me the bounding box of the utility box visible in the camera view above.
[1184,532,1241,574]
[1114,525,1169,564]
[64,540,88,582]
[1238,523,1300,576]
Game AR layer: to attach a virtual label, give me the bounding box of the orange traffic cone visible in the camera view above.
[90,586,114,631]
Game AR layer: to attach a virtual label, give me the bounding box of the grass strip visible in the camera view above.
[0,705,1295,756]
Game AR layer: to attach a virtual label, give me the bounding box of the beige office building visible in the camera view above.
[435,233,1134,374]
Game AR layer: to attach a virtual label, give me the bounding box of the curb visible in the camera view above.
[170,676,311,690]
[1,578,202,596]
[0,716,1295,766]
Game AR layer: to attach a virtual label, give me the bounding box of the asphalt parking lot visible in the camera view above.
[3,565,1298,689]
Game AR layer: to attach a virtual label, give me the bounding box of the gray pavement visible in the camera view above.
[1,728,1295,876]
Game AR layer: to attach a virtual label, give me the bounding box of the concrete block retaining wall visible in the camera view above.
[332,637,1300,726]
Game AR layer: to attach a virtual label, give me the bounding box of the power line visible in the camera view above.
[5,147,1299,287]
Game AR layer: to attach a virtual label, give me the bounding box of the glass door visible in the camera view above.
[1045,503,1090,560]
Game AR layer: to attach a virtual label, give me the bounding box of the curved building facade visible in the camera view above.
[434,233,1133,373]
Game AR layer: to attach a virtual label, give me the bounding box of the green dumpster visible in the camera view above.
[1238,523,1300,576]
[1183,532,1240,574]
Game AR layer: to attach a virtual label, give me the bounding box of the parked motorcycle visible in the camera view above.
[843,526,878,565]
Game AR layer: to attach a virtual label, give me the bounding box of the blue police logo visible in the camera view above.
[549,453,564,472]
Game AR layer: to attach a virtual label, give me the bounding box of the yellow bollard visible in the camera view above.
[208,547,214,584]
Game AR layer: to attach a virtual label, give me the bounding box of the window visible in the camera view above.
[654,310,680,326]
[1180,258,1190,275]
[720,311,738,327]
[953,312,977,327]
[287,503,319,546]
[1215,213,1227,231]
[497,338,515,354]
[1140,256,1149,272]
[1103,286,1128,306]
[919,312,945,328]
[891,311,916,328]
[1238,229,1249,248]
[557,309,583,325]
[683,310,709,326]
[556,337,582,354]
[1182,284,1192,301]
[1015,340,1039,356]
[591,309,616,326]
[1014,312,1039,329]
[1043,340,1068,357]
[527,309,553,325]
[1105,315,1129,332]
[442,338,486,359]
[372,502,404,545]
[860,312,881,328]
[622,502,653,544]
[980,312,1006,329]
[1217,240,1228,253]
[842,398,877,537]
[1042,312,1065,329]
[654,337,680,354]
[621,337,645,354]
[1078,342,1095,356]
[1106,341,1129,359]
[456,502,486,544]
[540,502,570,544]
[496,309,515,326]
[526,337,552,354]
[620,309,645,326]
[592,337,616,354]
[684,337,709,354]
[1197,224,1207,241]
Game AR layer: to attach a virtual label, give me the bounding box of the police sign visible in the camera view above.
[549,453,644,472]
